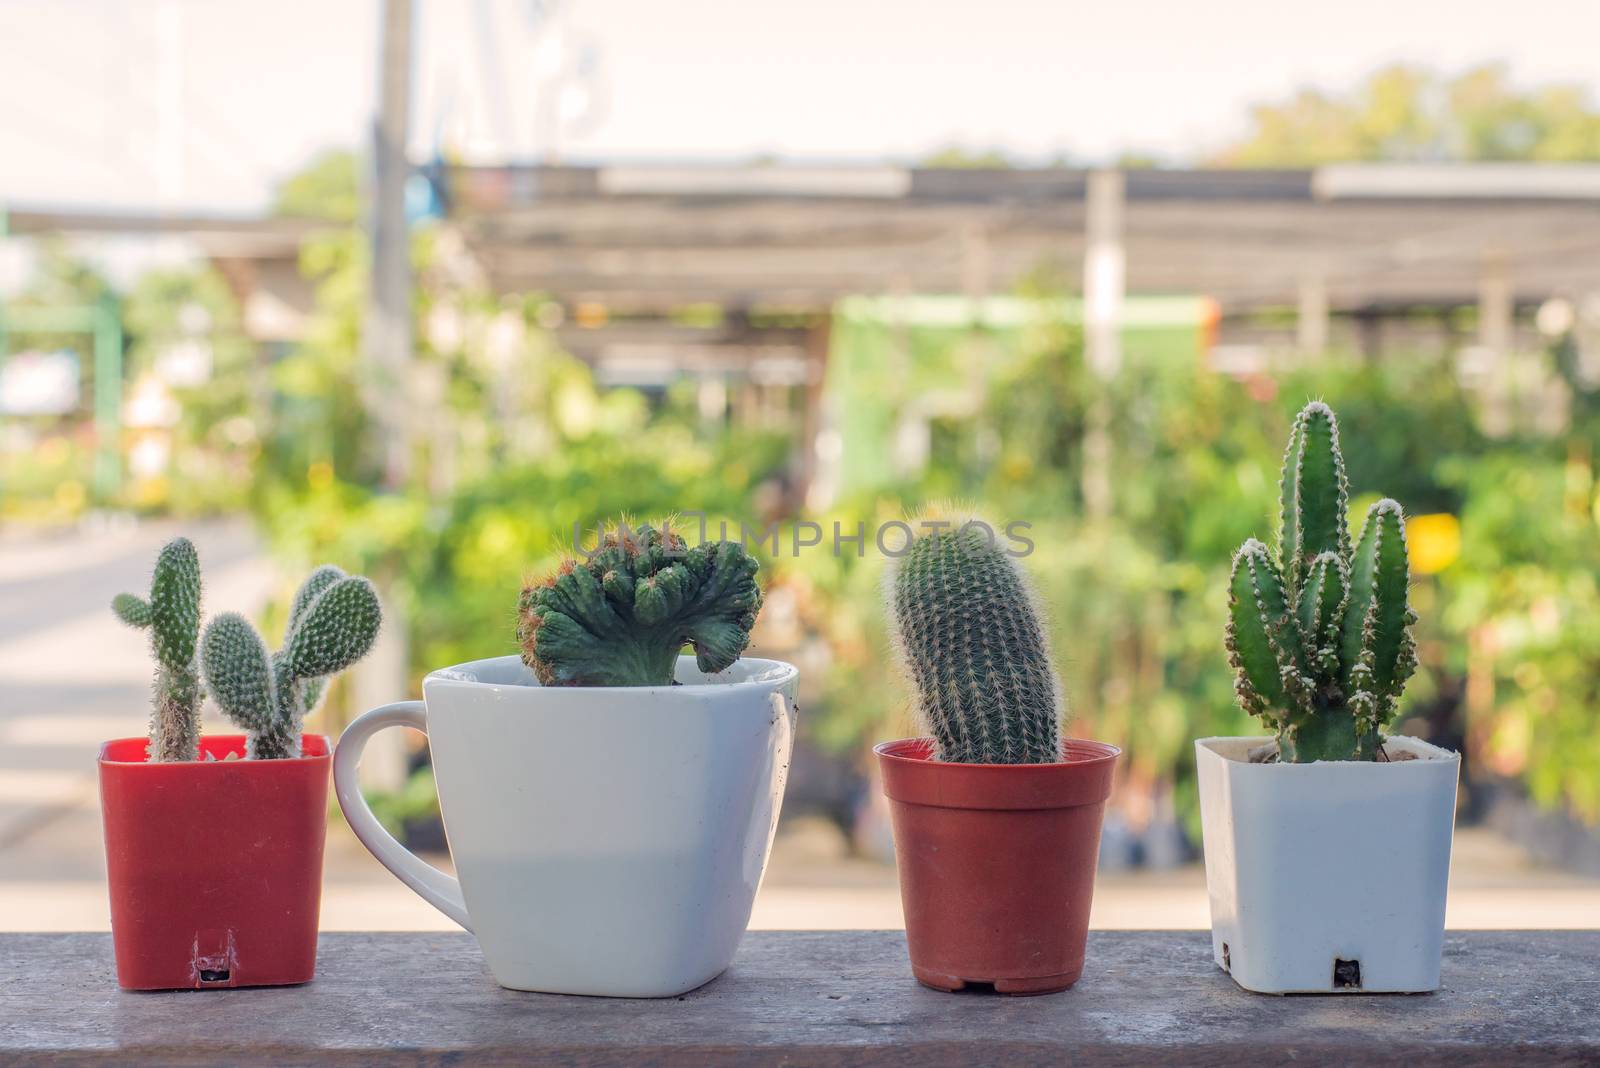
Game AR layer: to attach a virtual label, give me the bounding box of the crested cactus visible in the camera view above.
[1226,402,1419,762]
[888,521,1062,764]
[518,521,763,687]
[202,566,382,759]
[113,538,204,762]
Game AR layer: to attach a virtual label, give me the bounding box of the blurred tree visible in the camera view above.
[1114,151,1165,169]
[255,152,795,691]
[122,266,260,512]
[0,244,115,519]
[273,149,362,222]
[8,242,114,312]
[919,146,1017,168]
[1215,63,1600,165]
[1441,448,1600,822]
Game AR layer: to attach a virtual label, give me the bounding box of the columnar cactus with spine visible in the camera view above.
[518,521,762,687]
[888,521,1062,764]
[112,538,204,762]
[202,566,382,759]
[1227,401,1419,762]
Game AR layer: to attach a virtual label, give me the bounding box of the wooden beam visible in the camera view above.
[4,931,1598,1064]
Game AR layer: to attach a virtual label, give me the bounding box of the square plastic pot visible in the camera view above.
[1195,735,1459,994]
[99,734,331,990]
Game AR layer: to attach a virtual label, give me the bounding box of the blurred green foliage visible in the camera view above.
[122,266,261,513]
[796,305,1597,835]
[1441,449,1600,821]
[1217,62,1600,165]
[11,152,1595,838]
[273,149,363,223]
[249,227,1597,834]
[0,245,256,519]
[250,222,791,686]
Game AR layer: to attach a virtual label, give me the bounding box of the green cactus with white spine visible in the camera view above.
[1226,402,1419,762]
[202,566,382,759]
[518,521,763,687]
[112,537,204,762]
[888,520,1062,764]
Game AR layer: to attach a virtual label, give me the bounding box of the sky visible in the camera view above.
[1,0,1597,214]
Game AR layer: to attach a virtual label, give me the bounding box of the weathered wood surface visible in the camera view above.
[2,931,1597,1066]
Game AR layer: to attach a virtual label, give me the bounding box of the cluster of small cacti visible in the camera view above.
[114,542,382,761]
[888,521,1062,764]
[518,521,763,687]
[1226,402,1418,762]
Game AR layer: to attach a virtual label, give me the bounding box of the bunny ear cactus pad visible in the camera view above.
[518,522,763,687]
[888,521,1063,764]
[1226,402,1419,762]
[202,569,382,758]
[283,564,348,714]
[201,612,279,745]
[112,537,204,763]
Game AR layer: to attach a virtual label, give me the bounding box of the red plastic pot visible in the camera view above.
[98,733,331,990]
[875,737,1120,995]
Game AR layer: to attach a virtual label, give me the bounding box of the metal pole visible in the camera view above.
[1476,254,1514,437]
[961,223,991,307]
[356,0,416,794]
[364,0,415,490]
[1082,170,1124,518]
[92,293,123,501]
[1297,273,1329,357]
[1084,170,1125,379]
[1478,255,1513,362]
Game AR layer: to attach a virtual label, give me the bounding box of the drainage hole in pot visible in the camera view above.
[198,969,231,984]
[1333,959,1361,990]
[1221,943,1230,972]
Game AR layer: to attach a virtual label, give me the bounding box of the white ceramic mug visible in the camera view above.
[334,654,798,997]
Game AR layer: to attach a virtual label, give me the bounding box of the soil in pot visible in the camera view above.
[876,737,1119,995]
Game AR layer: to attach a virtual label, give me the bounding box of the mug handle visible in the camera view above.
[332,700,472,931]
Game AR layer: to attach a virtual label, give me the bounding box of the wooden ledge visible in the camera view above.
[2,931,1597,1066]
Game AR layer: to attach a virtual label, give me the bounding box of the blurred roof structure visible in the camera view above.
[2,209,320,344]
[449,163,1600,312]
[9,162,1600,334]
[3,209,316,257]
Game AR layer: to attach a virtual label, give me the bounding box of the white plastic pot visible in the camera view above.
[335,654,798,997]
[1195,735,1460,994]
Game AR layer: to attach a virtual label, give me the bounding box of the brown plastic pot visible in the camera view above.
[875,737,1120,995]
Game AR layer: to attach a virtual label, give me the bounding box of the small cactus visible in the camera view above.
[888,521,1062,764]
[518,521,763,687]
[1226,402,1419,762]
[112,538,204,762]
[202,566,382,759]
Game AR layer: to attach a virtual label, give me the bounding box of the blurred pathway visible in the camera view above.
[0,518,270,854]
[0,519,1596,932]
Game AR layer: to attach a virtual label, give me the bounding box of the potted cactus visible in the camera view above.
[100,538,380,990]
[874,520,1120,995]
[1198,401,1460,994]
[334,521,800,997]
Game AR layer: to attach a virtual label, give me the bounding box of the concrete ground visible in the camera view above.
[2,518,1598,932]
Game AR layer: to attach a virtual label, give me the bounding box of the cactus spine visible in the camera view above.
[518,521,763,687]
[202,566,382,758]
[889,521,1062,764]
[112,538,204,762]
[1226,402,1419,762]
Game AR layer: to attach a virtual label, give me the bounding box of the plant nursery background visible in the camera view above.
[2,0,1599,930]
